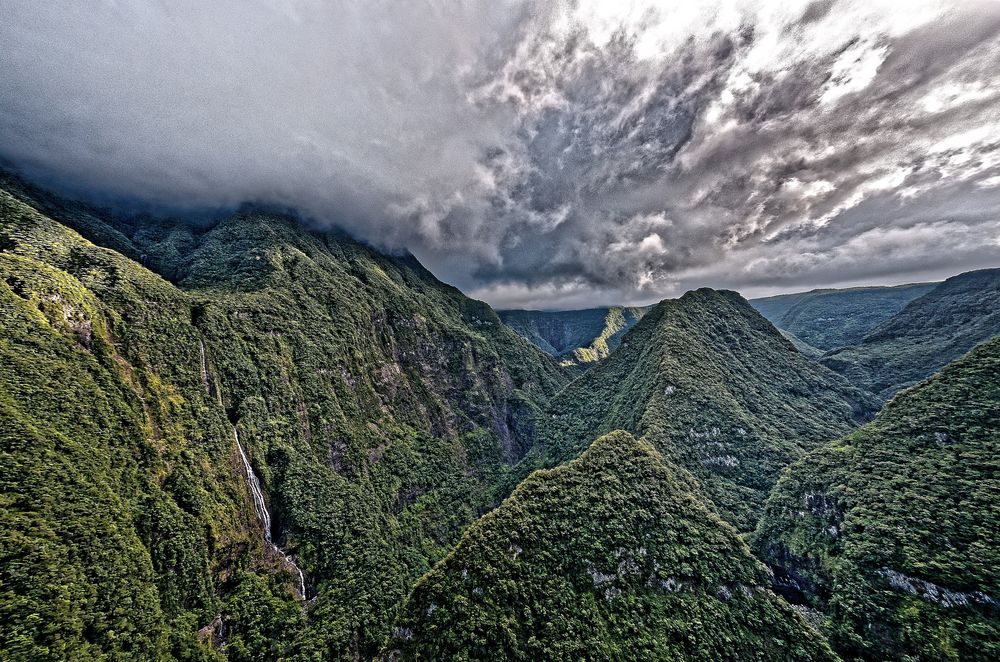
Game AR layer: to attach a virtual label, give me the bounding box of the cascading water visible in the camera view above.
[233,427,306,599]
[201,339,306,599]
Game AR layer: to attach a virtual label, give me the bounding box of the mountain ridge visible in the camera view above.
[386,429,837,661]
[755,336,1000,660]
[524,287,877,531]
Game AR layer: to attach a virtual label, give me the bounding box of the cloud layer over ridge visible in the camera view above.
[2,0,1000,308]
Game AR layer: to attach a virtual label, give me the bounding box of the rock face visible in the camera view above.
[526,289,877,531]
[820,268,1000,399]
[754,337,1000,661]
[385,431,837,661]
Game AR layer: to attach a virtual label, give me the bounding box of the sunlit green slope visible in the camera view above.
[0,174,567,660]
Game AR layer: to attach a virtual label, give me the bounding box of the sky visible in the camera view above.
[2,0,1000,310]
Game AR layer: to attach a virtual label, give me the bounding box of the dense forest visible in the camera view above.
[1,171,997,660]
[389,430,836,661]
[755,337,1000,659]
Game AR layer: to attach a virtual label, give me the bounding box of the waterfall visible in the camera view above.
[199,340,210,393]
[233,426,307,600]
[234,427,272,540]
[202,338,306,599]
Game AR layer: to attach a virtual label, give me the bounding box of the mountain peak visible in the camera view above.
[527,287,876,531]
[385,429,836,660]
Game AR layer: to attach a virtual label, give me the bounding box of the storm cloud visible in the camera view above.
[2,1,1000,309]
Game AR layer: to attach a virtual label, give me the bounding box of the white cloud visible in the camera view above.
[2,0,999,309]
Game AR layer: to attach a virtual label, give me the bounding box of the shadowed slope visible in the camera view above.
[751,283,936,351]
[499,306,650,367]
[755,337,1000,660]
[821,269,1000,398]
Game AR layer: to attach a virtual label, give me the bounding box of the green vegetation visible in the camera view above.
[524,289,877,531]
[780,329,825,359]
[821,269,1000,398]
[386,430,837,661]
[0,191,246,661]
[754,337,1000,660]
[0,172,567,660]
[3,169,996,660]
[751,283,936,351]
[499,306,650,367]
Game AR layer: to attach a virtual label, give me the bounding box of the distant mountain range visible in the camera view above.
[749,283,938,351]
[498,306,651,367]
[820,268,1000,398]
[2,168,997,661]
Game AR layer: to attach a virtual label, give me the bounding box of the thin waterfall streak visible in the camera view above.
[234,428,271,541]
[206,336,306,600]
[199,340,209,394]
[233,425,307,599]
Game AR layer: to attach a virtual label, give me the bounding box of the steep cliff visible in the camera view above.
[0,174,567,659]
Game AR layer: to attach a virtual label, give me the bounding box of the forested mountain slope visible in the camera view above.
[5,168,995,661]
[386,430,837,661]
[755,337,1000,661]
[498,306,650,367]
[821,269,1000,398]
[524,289,877,532]
[1,190,243,661]
[750,283,936,351]
[0,174,568,660]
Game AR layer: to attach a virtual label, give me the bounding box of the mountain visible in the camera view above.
[385,430,837,661]
[5,167,996,661]
[821,269,1000,398]
[750,282,937,351]
[498,306,650,367]
[525,289,877,532]
[0,172,568,660]
[780,329,825,359]
[754,337,1000,660]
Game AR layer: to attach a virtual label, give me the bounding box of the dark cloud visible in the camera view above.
[2,1,999,309]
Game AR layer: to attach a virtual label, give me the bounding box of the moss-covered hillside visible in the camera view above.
[0,174,568,660]
[821,269,1000,398]
[385,430,837,661]
[755,337,1000,660]
[525,289,877,531]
